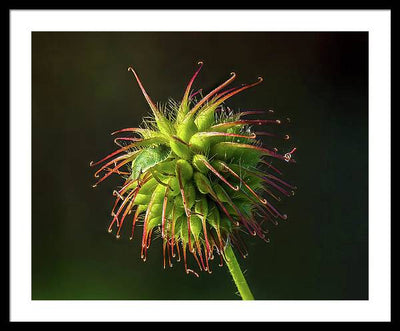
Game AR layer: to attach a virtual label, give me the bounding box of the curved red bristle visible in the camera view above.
[111,127,142,136]
[235,234,249,258]
[94,154,133,178]
[261,198,287,220]
[141,191,157,257]
[175,240,181,262]
[189,88,203,99]
[103,168,130,176]
[117,179,136,195]
[161,187,169,239]
[187,214,193,253]
[111,179,132,216]
[265,173,297,190]
[262,177,292,197]
[218,250,224,267]
[204,242,212,273]
[129,208,140,240]
[182,244,199,277]
[213,86,243,103]
[201,159,239,191]
[196,245,206,271]
[192,246,203,272]
[171,135,190,146]
[128,67,160,117]
[219,161,267,204]
[206,188,237,226]
[187,72,236,117]
[92,157,134,188]
[108,188,138,233]
[115,192,138,238]
[211,77,263,109]
[194,132,256,140]
[260,159,283,175]
[247,217,266,238]
[182,61,204,105]
[167,240,173,267]
[261,186,281,202]
[163,237,167,269]
[90,143,138,168]
[211,119,280,131]
[146,228,153,249]
[255,204,279,224]
[238,110,268,117]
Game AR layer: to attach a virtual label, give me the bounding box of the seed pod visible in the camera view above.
[90,62,296,276]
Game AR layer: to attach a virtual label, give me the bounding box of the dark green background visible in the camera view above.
[32,32,368,300]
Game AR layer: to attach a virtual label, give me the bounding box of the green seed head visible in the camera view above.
[90,62,296,276]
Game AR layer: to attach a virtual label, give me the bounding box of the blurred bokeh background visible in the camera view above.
[32,32,368,300]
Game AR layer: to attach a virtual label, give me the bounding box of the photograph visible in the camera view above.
[31,31,368,301]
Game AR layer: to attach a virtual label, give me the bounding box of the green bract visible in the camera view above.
[91,62,296,277]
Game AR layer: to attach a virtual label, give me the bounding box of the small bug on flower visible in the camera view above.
[90,62,296,299]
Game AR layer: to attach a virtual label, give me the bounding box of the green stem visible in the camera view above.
[224,245,254,300]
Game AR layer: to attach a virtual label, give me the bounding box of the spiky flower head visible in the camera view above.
[90,62,296,277]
